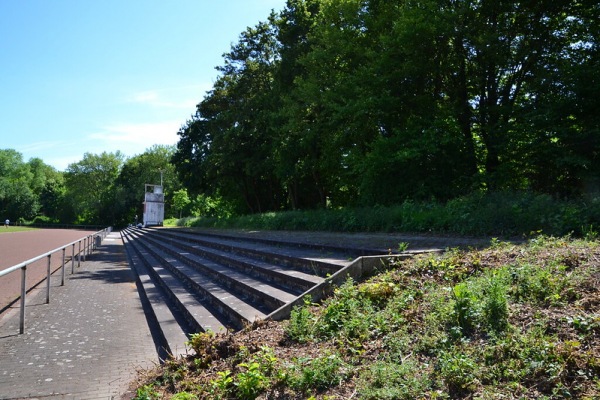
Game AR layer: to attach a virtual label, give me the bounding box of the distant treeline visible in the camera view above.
[0,146,183,227]
[173,0,599,214]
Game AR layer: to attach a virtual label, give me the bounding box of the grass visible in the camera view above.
[132,234,600,399]
[0,226,38,234]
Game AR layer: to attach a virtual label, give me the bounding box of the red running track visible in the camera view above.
[0,229,95,315]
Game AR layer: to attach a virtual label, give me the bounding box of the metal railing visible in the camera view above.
[0,227,112,334]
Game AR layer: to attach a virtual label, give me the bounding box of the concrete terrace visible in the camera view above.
[0,228,489,399]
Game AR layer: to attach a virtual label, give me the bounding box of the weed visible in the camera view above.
[510,263,570,306]
[171,392,198,400]
[452,282,479,336]
[357,360,430,399]
[437,349,479,395]
[285,351,348,392]
[285,296,316,343]
[316,278,373,340]
[186,330,238,368]
[133,384,161,400]
[359,280,397,307]
[208,346,280,400]
[235,361,268,399]
[209,370,233,399]
[566,315,600,336]
[581,224,598,240]
[482,269,510,334]
[381,328,412,363]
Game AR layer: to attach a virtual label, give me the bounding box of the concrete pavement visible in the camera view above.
[0,232,159,400]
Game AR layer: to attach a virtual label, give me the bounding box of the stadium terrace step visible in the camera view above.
[143,229,327,294]
[143,227,351,277]
[121,226,368,360]
[121,231,226,359]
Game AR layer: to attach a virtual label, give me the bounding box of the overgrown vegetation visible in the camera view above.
[173,191,600,238]
[131,235,600,399]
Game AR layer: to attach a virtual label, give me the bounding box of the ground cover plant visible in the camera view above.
[130,234,599,399]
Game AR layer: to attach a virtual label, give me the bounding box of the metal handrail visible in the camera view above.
[0,227,111,334]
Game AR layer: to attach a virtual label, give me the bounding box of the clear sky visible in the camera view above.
[0,0,286,171]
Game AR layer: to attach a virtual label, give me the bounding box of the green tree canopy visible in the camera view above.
[172,0,600,213]
[64,151,125,225]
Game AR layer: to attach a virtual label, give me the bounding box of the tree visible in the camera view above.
[64,151,125,224]
[115,145,180,225]
[174,18,285,214]
[170,0,599,215]
[0,149,40,221]
[441,0,599,191]
[27,158,66,221]
[171,188,191,218]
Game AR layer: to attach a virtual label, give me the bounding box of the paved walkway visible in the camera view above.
[0,232,159,400]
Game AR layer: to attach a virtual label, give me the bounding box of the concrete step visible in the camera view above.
[144,229,324,295]
[161,227,386,257]
[121,232,192,359]
[125,228,266,331]
[138,232,300,310]
[121,226,366,360]
[144,228,347,277]
[124,229,229,332]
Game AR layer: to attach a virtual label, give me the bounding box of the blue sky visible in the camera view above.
[0,0,286,171]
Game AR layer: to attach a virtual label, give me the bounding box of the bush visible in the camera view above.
[182,191,600,238]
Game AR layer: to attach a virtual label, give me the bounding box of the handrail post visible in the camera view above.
[78,240,81,268]
[20,265,27,334]
[71,243,75,274]
[61,248,66,286]
[45,254,51,304]
[83,237,87,261]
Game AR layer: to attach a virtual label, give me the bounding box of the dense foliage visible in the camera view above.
[132,235,600,399]
[173,0,600,214]
[0,149,65,223]
[174,191,600,237]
